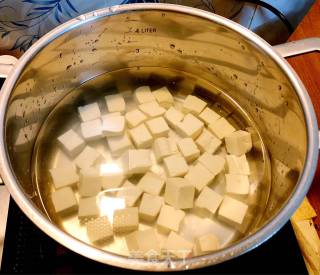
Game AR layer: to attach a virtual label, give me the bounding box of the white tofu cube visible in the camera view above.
[138,101,166,118]
[208,117,236,139]
[139,193,163,221]
[226,154,250,175]
[225,130,252,156]
[218,196,248,225]
[49,163,78,189]
[195,186,223,214]
[78,167,102,197]
[163,154,189,177]
[134,86,155,104]
[198,152,225,175]
[163,232,194,258]
[164,107,184,128]
[117,180,143,207]
[195,233,219,254]
[113,207,139,233]
[74,146,102,170]
[195,129,222,154]
[107,133,133,157]
[99,163,126,190]
[182,95,207,115]
[129,124,153,148]
[57,129,85,157]
[157,204,185,233]
[125,109,147,128]
[153,86,174,108]
[105,94,126,113]
[146,117,169,138]
[101,115,125,137]
[78,102,101,122]
[198,107,221,125]
[177,138,200,163]
[80,119,103,141]
[86,216,113,243]
[138,172,165,195]
[153,137,178,163]
[184,163,215,192]
[164,177,195,209]
[225,174,250,195]
[120,149,152,175]
[176,114,204,139]
[78,196,99,222]
[51,187,78,214]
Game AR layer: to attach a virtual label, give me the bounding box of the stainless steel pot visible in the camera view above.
[0,3,319,271]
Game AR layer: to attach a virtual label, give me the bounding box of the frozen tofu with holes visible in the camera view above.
[49,163,78,189]
[78,102,101,122]
[177,138,200,163]
[225,130,252,156]
[195,129,222,154]
[80,119,103,141]
[117,180,143,207]
[185,163,215,192]
[105,94,126,114]
[86,216,113,243]
[164,177,195,209]
[138,101,166,118]
[78,196,99,222]
[78,167,102,197]
[146,117,170,138]
[198,152,225,175]
[182,95,207,115]
[134,86,155,104]
[74,146,102,170]
[57,129,85,157]
[163,154,189,177]
[195,186,223,214]
[164,106,184,128]
[99,163,125,190]
[52,187,78,214]
[129,124,153,148]
[176,114,204,139]
[198,107,221,125]
[208,117,236,139]
[138,172,165,195]
[225,174,250,195]
[226,154,250,175]
[196,234,219,254]
[153,137,178,163]
[107,133,133,157]
[163,232,194,258]
[218,196,248,225]
[101,115,125,137]
[113,207,139,233]
[120,149,152,175]
[157,204,185,233]
[153,86,174,108]
[125,109,147,128]
[139,193,163,222]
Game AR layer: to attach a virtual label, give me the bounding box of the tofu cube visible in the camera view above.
[78,167,102,197]
[105,94,126,113]
[225,174,250,195]
[78,102,101,122]
[107,133,133,157]
[86,216,113,243]
[146,117,170,138]
[195,234,219,254]
[226,154,250,175]
[182,95,207,115]
[164,107,184,128]
[138,172,165,195]
[117,180,143,207]
[129,124,153,149]
[153,137,178,162]
[134,86,155,104]
[198,152,225,175]
[225,130,252,156]
[49,163,78,189]
[101,115,125,137]
[139,193,163,221]
[113,207,139,233]
[198,107,221,125]
[218,196,248,225]
[164,177,195,209]
[120,149,152,175]
[176,114,204,139]
[78,196,99,222]
[74,146,102,170]
[157,204,185,233]
[163,232,194,258]
[99,163,126,190]
[184,163,215,192]
[80,119,103,141]
[177,138,200,163]
[57,129,85,157]
[138,101,166,118]
[208,117,236,139]
[152,86,174,108]
[51,187,78,214]
[163,154,189,177]
[195,186,223,214]
[125,109,147,128]
[195,129,222,154]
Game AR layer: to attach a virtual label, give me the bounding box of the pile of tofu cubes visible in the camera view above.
[50,85,253,259]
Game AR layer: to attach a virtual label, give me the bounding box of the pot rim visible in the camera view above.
[0,3,318,271]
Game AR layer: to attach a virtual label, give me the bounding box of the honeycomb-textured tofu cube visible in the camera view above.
[49,163,78,189]
[163,154,189,177]
[184,163,215,192]
[226,154,250,175]
[74,146,102,170]
[153,137,178,163]
[117,180,143,207]
[195,186,223,214]
[105,94,126,114]
[78,167,102,197]
[164,107,184,128]
[176,114,204,139]
[107,133,133,157]
[51,187,78,214]
[129,124,153,149]
[177,138,200,163]
[139,193,163,222]
[134,86,155,104]
[157,204,185,233]
[146,117,170,138]
[218,196,248,225]
[113,207,139,233]
[138,172,165,196]
[80,119,103,141]
[78,196,99,222]
[78,102,101,122]
[125,109,147,128]
[182,95,207,115]
[121,149,152,175]
[57,129,85,157]
[86,216,113,243]
[152,86,174,108]
[195,129,222,154]
[163,232,194,258]
[198,152,225,176]
[208,117,236,139]
[225,130,252,156]
[138,101,166,118]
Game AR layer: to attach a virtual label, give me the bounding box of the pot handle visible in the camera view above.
[0,55,18,79]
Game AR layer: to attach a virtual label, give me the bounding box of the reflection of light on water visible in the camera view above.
[100,163,122,175]
[99,195,125,223]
